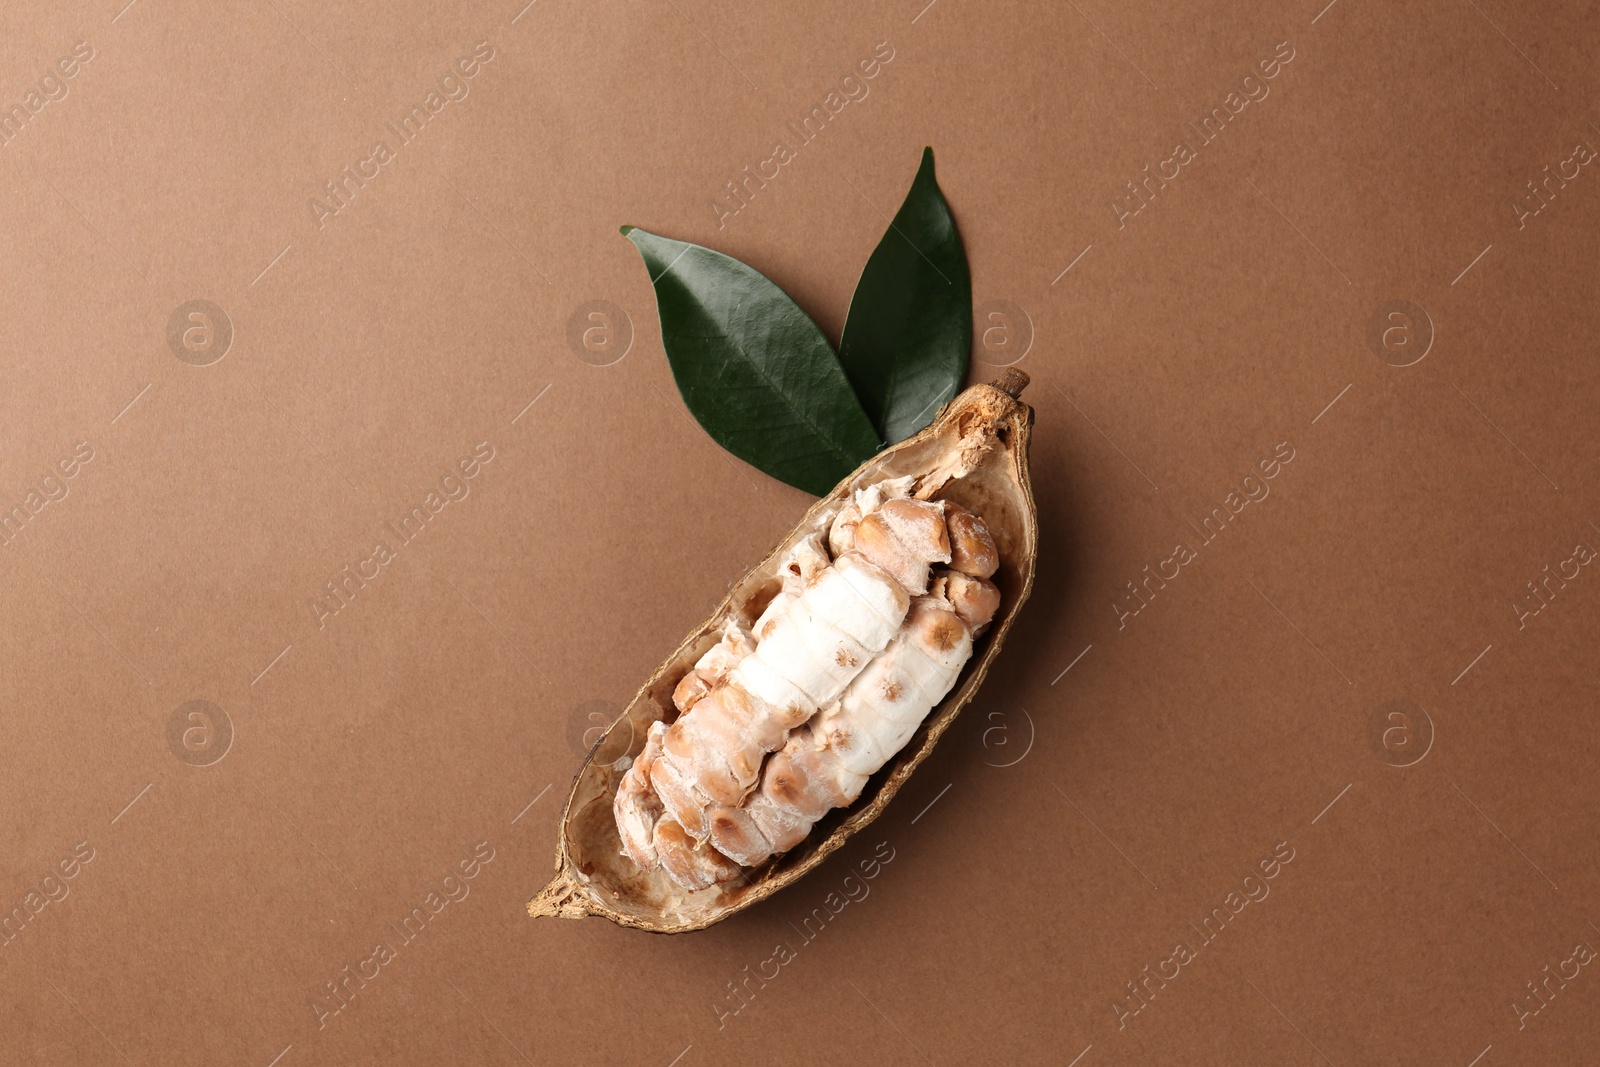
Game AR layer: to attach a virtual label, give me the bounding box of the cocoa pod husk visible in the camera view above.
[530,370,1038,933]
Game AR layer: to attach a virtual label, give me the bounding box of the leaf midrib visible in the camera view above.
[676,307,872,466]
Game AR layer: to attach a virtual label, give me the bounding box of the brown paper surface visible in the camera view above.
[4,1,1597,1063]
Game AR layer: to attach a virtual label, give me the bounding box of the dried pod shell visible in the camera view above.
[530,371,1038,932]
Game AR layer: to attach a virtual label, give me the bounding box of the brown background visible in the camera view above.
[4,0,1598,1063]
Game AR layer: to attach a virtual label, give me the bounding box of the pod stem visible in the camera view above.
[527,870,591,920]
[991,369,1030,399]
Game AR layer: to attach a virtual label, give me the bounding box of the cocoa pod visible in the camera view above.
[530,371,1037,932]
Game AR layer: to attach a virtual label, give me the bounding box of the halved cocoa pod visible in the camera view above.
[530,371,1038,932]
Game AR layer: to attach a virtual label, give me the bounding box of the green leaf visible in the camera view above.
[622,226,882,496]
[838,147,972,444]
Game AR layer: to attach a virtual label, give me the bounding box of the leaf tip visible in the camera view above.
[618,224,636,237]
